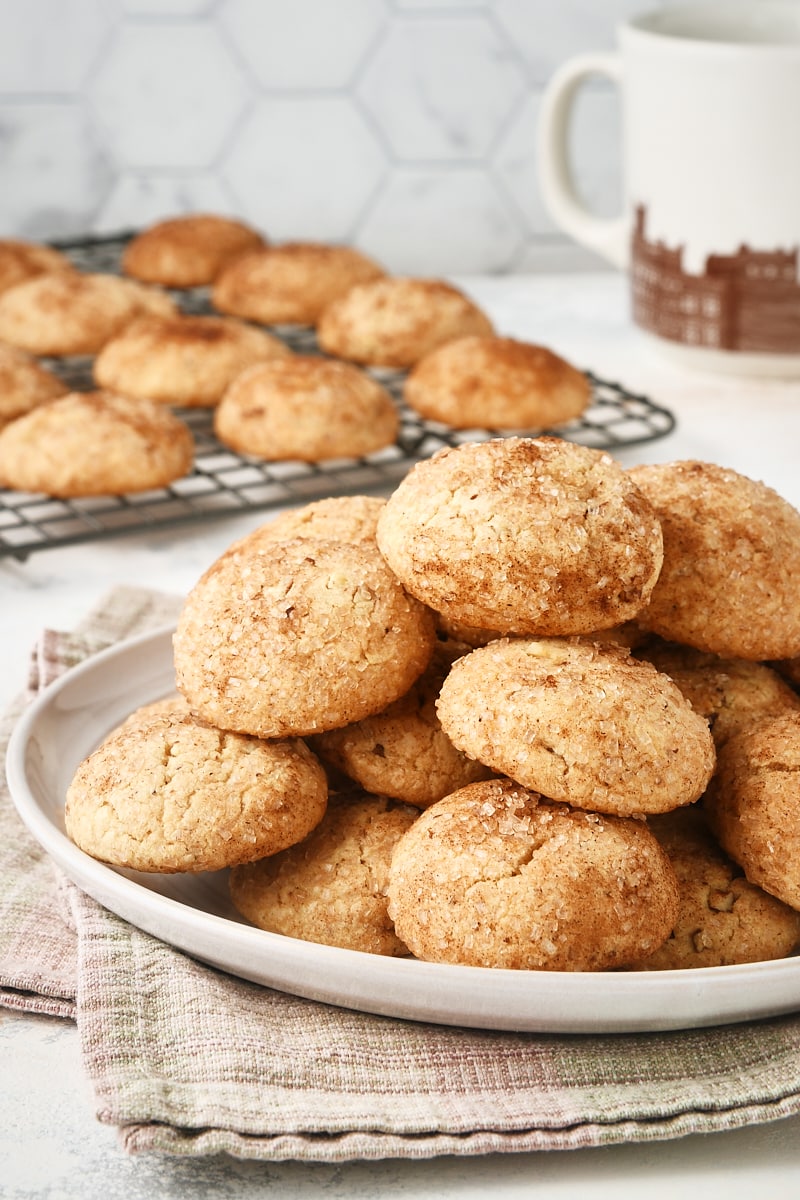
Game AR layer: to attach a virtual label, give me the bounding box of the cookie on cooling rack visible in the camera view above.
[629,807,800,970]
[0,238,73,296]
[386,778,680,970]
[436,637,716,817]
[121,213,266,288]
[316,277,495,368]
[213,355,400,461]
[0,271,177,356]
[230,790,418,955]
[173,536,437,738]
[375,436,664,636]
[629,460,800,661]
[65,710,328,873]
[0,342,68,429]
[404,335,591,431]
[0,390,194,497]
[212,241,386,326]
[93,313,291,408]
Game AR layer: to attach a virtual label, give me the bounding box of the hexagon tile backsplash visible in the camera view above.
[0,0,661,274]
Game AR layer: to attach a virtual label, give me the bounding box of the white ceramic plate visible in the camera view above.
[7,627,800,1034]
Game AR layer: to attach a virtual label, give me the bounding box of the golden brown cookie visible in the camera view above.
[310,642,493,808]
[213,355,399,461]
[212,241,385,326]
[93,313,291,408]
[317,277,495,368]
[0,238,73,296]
[0,390,194,497]
[404,335,591,430]
[65,711,327,873]
[386,778,680,970]
[705,711,800,911]
[376,436,664,636]
[436,638,716,816]
[0,342,68,428]
[630,807,800,970]
[230,791,418,955]
[174,537,437,738]
[636,639,800,749]
[121,213,266,287]
[629,460,800,661]
[234,495,386,551]
[0,272,176,355]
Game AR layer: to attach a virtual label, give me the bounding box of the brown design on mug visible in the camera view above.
[631,205,800,354]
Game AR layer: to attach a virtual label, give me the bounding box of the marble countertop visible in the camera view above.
[4,270,800,1199]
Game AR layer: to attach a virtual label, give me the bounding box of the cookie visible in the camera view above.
[629,460,800,660]
[636,639,800,748]
[404,335,591,430]
[0,272,176,355]
[121,213,266,287]
[705,711,800,911]
[212,241,385,326]
[93,313,291,408]
[230,791,418,955]
[436,638,716,816]
[375,437,664,636]
[0,342,68,429]
[213,355,399,461]
[0,238,72,296]
[630,807,800,969]
[0,390,194,497]
[386,778,680,970]
[310,642,494,808]
[317,277,495,368]
[222,495,386,561]
[65,711,328,873]
[173,537,437,738]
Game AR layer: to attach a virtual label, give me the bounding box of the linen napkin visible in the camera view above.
[3,584,800,1161]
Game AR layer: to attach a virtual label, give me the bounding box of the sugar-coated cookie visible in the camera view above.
[317,277,494,368]
[0,390,194,497]
[94,313,290,408]
[629,460,800,661]
[404,335,591,430]
[436,638,716,816]
[0,238,72,296]
[212,241,385,326]
[65,711,328,873]
[174,537,437,738]
[233,495,386,552]
[386,778,680,970]
[214,355,399,461]
[0,272,176,355]
[230,791,418,955]
[121,213,266,287]
[376,437,664,636]
[0,342,68,428]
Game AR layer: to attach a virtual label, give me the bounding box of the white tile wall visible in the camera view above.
[0,0,663,272]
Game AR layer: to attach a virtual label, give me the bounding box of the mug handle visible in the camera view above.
[537,52,628,270]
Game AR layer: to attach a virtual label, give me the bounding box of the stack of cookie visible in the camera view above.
[65,435,800,974]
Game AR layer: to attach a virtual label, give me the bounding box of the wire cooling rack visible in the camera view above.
[0,233,676,562]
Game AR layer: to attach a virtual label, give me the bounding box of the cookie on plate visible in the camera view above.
[629,460,800,661]
[94,313,291,408]
[212,241,385,326]
[0,390,194,497]
[376,436,664,636]
[404,335,591,430]
[317,277,494,368]
[230,791,418,955]
[65,710,328,873]
[0,272,177,355]
[0,238,72,296]
[436,637,716,816]
[174,537,437,738]
[214,355,399,461]
[386,778,680,970]
[0,342,68,429]
[121,213,266,287]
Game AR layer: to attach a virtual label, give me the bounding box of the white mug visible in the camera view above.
[537,1,800,377]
